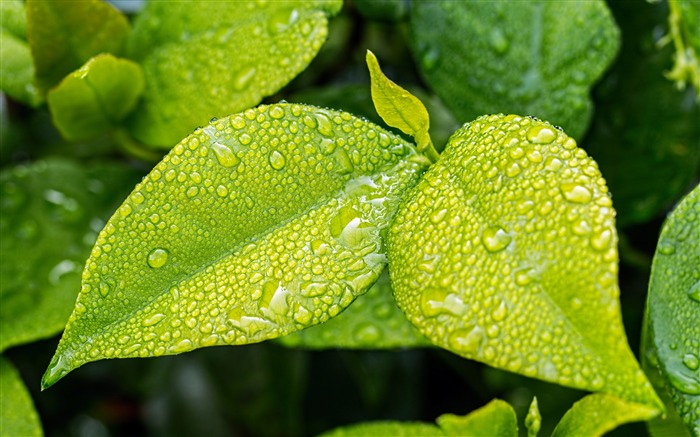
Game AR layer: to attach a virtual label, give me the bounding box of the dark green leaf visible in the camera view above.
[0,1,42,106]
[278,269,429,349]
[47,54,145,142]
[42,104,429,389]
[353,0,408,23]
[126,0,342,148]
[388,114,662,411]
[26,0,130,92]
[410,0,620,140]
[643,183,700,436]
[0,357,43,437]
[437,399,517,437]
[0,159,142,352]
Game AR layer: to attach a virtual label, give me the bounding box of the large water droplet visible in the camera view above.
[683,353,699,371]
[527,125,556,144]
[315,113,333,137]
[448,326,485,355]
[688,280,700,303]
[559,183,592,204]
[481,226,512,253]
[590,229,612,251]
[142,313,166,327]
[212,142,240,168]
[269,150,286,170]
[332,148,354,175]
[667,370,700,395]
[270,106,285,119]
[148,248,169,268]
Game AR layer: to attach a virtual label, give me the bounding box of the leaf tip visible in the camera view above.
[40,352,72,390]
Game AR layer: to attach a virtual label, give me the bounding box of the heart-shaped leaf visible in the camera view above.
[26,0,130,92]
[387,114,662,411]
[643,182,700,436]
[410,1,620,139]
[126,0,342,148]
[0,0,42,106]
[42,103,429,389]
[0,159,141,352]
[0,357,42,437]
[278,269,429,349]
[47,54,145,142]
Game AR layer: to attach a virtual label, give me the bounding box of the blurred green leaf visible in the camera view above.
[125,0,342,148]
[0,1,42,107]
[0,158,141,352]
[410,0,619,140]
[42,104,429,389]
[437,399,517,437]
[47,54,145,142]
[585,0,700,228]
[278,270,429,349]
[551,393,660,437]
[0,356,42,437]
[643,183,700,436]
[26,0,130,93]
[665,0,700,95]
[388,114,662,411]
[353,0,408,23]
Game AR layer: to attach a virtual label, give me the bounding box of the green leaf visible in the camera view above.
[125,0,342,148]
[366,50,437,162]
[278,269,429,349]
[551,393,659,437]
[318,421,444,437]
[0,357,43,437]
[0,159,142,352]
[410,0,620,140]
[387,114,662,411]
[665,0,700,96]
[643,183,700,436]
[0,1,42,107]
[42,103,429,389]
[353,0,409,23]
[525,397,541,437]
[26,0,130,93]
[585,0,700,228]
[437,399,517,437]
[47,54,145,142]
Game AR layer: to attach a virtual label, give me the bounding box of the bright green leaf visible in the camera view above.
[437,399,517,437]
[278,269,429,349]
[26,0,130,92]
[0,1,42,107]
[0,159,142,352]
[318,421,444,437]
[366,50,436,161]
[551,393,659,437]
[0,357,43,437]
[525,397,541,437]
[42,103,429,389]
[387,114,662,411]
[125,0,342,148]
[643,183,700,436]
[47,54,145,142]
[410,0,620,140]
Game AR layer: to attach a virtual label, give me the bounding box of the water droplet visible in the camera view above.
[430,208,447,224]
[668,370,700,395]
[171,339,194,354]
[231,116,246,130]
[683,353,699,371]
[48,260,79,285]
[514,268,535,286]
[481,226,512,253]
[142,313,166,327]
[315,113,333,137]
[99,282,111,297]
[270,106,285,119]
[489,28,509,53]
[559,183,592,204]
[527,125,556,144]
[211,142,240,168]
[239,133,252,145]
[448,326,485,355]
[269,150,286,170]
[148,248,169,268]
[420,287,448,317]
[216,185,229,197]
[688,280,700,303]
[269,8,298,34]
[234,67,256,91]
[591,229,612,251]
[332,148,354,175]
[658,241,675,255]
[421,46,440,70]
[354,323,381,343]
[119,204,132,217]
[491,301,508,322]
[572,219,592,236]
[131,192,145,204]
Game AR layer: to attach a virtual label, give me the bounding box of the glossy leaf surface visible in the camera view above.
[388,114,661,410]
[47,54,145,142]
[0,357,42,437]
[43,104,428,388]
[410,1,619,139]
[126,0,342,148]
[278,270,428,349]
[0,159,141,352]
[551,393,659,437]
[26,0,130,92]
[437,399,517,437]
[319,421,444,437]
[0,0,41,106]
[643,183,700,436]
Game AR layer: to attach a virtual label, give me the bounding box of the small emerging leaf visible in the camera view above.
[664,0,700,97]
[0,357,43,437]
[278,269,429,349]
[643,183,700,436]
[47,54,145,142]
[551,393,660,437]
[525,397,541,437]
[388,114,662,411]
[42,104,429,389]
[26,0,130,92]
[126,0,342,148]
[437,399,517,437]
[366,50,436,161]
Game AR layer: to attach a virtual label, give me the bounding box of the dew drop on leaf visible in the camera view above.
[212,142,240,168]
[480,225,512,253]
[269,151,286,170]
[147,248,169,268]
